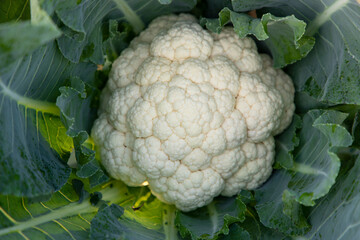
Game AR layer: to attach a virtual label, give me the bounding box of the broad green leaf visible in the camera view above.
[352,111,360,147]
[255,171,310,236]
[158,0,172,4]
[56,77,109,187]
[288,110,352,206]
[0,178,145,239]
[90,187,180,240]
[102,20,134,62]
[175,196,246,239]
[201,8,315,68]
[305,154,360,239]
[0,179,98,239]
[0,0,61,69]
[274,114,302,169]
[0,41,97,197]
[218,224,250,240]
[233,0,360,105]
[0,0,30,23]
[51,0,196,63]
[90,204,171,240]
[255,110,353,235]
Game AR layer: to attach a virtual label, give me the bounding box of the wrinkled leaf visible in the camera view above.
[176,196,246,239]
[274,114,302,169]
[305,154,360,239]
[90,187,179,240]
[218,224,250,240]
[0,42,79,197]
[255,171,310,236]
[201,8,315,67]
[49,0,197,63]
[102,20,134,62]
[232,0,360,105]
[56,77,109,187]
[255,110,353,235]
[0,0,61,69]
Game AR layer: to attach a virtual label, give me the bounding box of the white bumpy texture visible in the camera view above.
[91,14,295,212]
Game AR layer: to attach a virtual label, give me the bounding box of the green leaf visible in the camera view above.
[102,20,134,62]
[51,0,196,63]
[289,110,352,206]
[305,154,360,239]
[56,77,109,187]
[218,224,250,240]
[233,0,360,105]
[0,0,30,23]
[254,110,353,235]
[0,178,146,239]
[90,187,179,240]
[352,111,360,147]
[0,39,99,197]
[255,171,310,236]
[158,0,172,4]
[0,178,98,239]
[274,114,302,169]
[176,196,246,239]
[0,0,61,69]
[201,7,315,68]
[90,204,168,240]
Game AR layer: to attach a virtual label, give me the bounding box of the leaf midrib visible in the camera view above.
[0,200,97,236]
[306,0,349,36]
[0,79,60,116]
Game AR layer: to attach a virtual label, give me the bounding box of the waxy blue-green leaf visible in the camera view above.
[201,7,315,68]
[90,187,180,240]
[218,224,250,240]
[232,0,360,105]
[0,43,71,197]
[0,0,61,69]
[305,154,360,239]
[56,77,109,187]
[102,20,134,62]
[255,171,310,236]
[0,178,148,239]
[0,178,98,239]
[176,196,246,239]
[51,0,197,64]
[255,110,353,236]
[274,114,302,169]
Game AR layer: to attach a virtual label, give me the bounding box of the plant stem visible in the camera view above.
[112,0,145,34]
[207,201,219,236]
[163,205,178,240]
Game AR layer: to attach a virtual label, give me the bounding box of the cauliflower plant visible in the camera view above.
[92,14,295,212]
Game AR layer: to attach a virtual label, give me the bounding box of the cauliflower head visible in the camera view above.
[92,14,295,212]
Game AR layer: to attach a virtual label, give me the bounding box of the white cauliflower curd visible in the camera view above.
[91,14,295,212]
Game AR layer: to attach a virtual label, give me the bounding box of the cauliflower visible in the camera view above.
[91,14,295,212]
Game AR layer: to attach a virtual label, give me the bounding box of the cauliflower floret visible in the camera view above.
[236,73,283,142]
[258,54,295,134]
[151,22,213,61]
[91,117,147,186]
[149,166,224,211]
[221,137,275,196]
[92,14,295,212]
